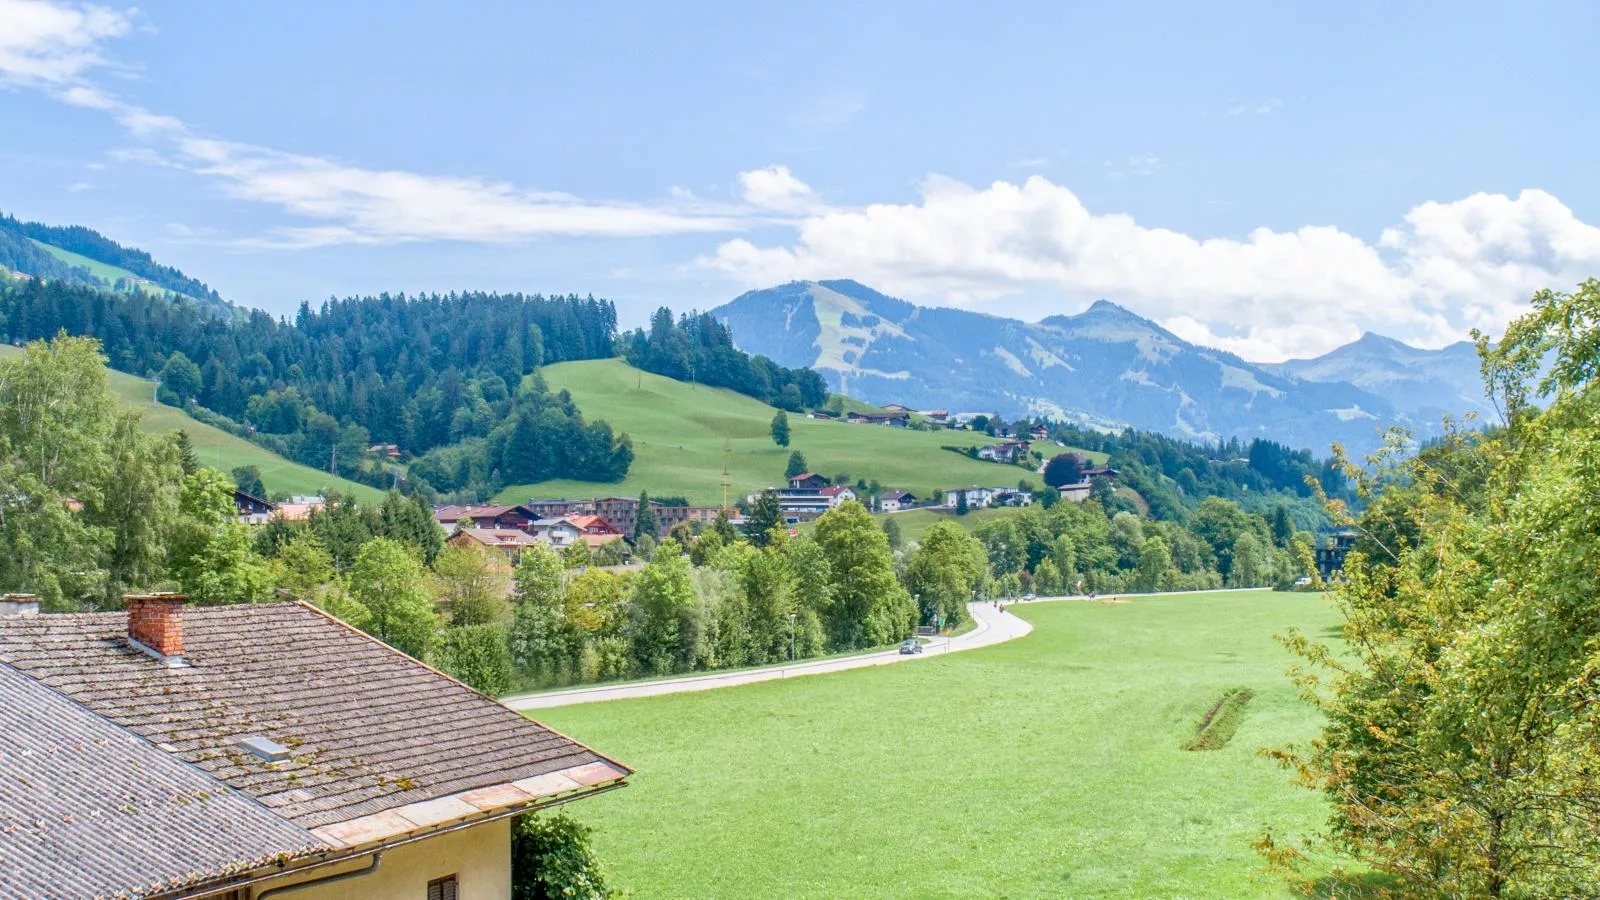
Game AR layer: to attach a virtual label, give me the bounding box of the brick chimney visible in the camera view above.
[126,593,188,662]
[0,593,39,617]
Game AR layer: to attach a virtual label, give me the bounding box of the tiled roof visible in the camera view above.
[0,603,626,830]
[0,664,323,899]
[456,528,541,547]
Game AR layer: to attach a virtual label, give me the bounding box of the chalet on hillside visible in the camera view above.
[232,489,276,525]
[846,411,909,428]
[0,594,628,900]
[877,489,917,513]
[978,439,1031,464]
[788,472,828,491]
[881,403,913,412]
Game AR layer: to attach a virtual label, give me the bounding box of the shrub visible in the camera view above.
[512,812,614,900]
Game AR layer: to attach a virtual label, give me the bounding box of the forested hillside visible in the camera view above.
[0,279,631,491]
[1,213,222,301]
[1043,423,1349,526]
[621,307,828,410]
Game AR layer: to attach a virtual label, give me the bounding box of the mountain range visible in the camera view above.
[712,280,1494,454]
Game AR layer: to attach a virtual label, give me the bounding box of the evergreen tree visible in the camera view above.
[173,430,199,475]
[770,411,790,447]
[784,451,807,480]
[743,491,784,547]
[633,491,658,541]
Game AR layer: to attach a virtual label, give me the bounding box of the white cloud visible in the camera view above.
[0,0,132,87]
[7,1,752,247]
[65,180,91,191]
[736,164,820,213]
[703,172,1600,361]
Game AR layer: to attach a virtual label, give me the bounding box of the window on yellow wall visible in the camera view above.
[426,874,458,900]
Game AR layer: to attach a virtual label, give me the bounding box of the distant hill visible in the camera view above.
[0,213,233,317]
[712,280,1427,455]
[0,344,381,502]
[493,358,1096,506]
[1270,332,1496,423]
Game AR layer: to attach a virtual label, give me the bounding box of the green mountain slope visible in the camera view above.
[0,345,380,501]
[495,359,1101,506]
[29,240,175,300]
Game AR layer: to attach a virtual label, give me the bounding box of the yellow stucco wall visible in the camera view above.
[236,818,510,900]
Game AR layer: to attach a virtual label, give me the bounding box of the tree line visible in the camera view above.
[621,308,828,410]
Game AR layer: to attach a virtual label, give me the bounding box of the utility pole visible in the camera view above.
[721,439,732,511]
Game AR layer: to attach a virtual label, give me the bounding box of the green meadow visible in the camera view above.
[538,590,1343,898]
[498,359,1103,506]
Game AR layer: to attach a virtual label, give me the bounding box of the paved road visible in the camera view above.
[503,601,1033,711]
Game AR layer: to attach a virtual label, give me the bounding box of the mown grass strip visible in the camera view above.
[1183,687,1255,751]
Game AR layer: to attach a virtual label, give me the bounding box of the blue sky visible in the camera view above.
[2,0,1597,360]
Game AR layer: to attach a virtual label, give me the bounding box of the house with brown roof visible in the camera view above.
[562,514,626,550]
[788,472,828,491]
[450,527,544,564]
[232,489,277,525]
[432,504,539,534]
[0,594,630,900]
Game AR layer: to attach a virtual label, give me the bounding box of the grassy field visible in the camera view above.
[29,239,172,298]
[0,345,381,501]
[497,359,1103,506]
[537,590,1341,898]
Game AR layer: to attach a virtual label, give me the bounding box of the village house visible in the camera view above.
[432,503,540,534]
[769,487,832,521]
[1029,424,1051,441]
[819,485,857,508]
[845,411,910,428]
[880,403,913,412]
[944,486,997,509]
[450,527,544,564]
[529,516,583,548]
[0,594,629,900]
[990,487,1035,507]
[232,489,276,525]
[562,514,627,550]
[1057,482,1093,504]
[977,439,1031,464]
[876,489,918,513]
[788,472,829,491]
[366,442,403,461]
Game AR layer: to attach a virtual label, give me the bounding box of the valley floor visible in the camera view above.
[533,589,1342,898]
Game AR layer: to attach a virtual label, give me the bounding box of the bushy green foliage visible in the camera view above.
[433,623,513,695]
[511,813,614,900]
[1266,279,1600,898]
[348,538,439,659]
